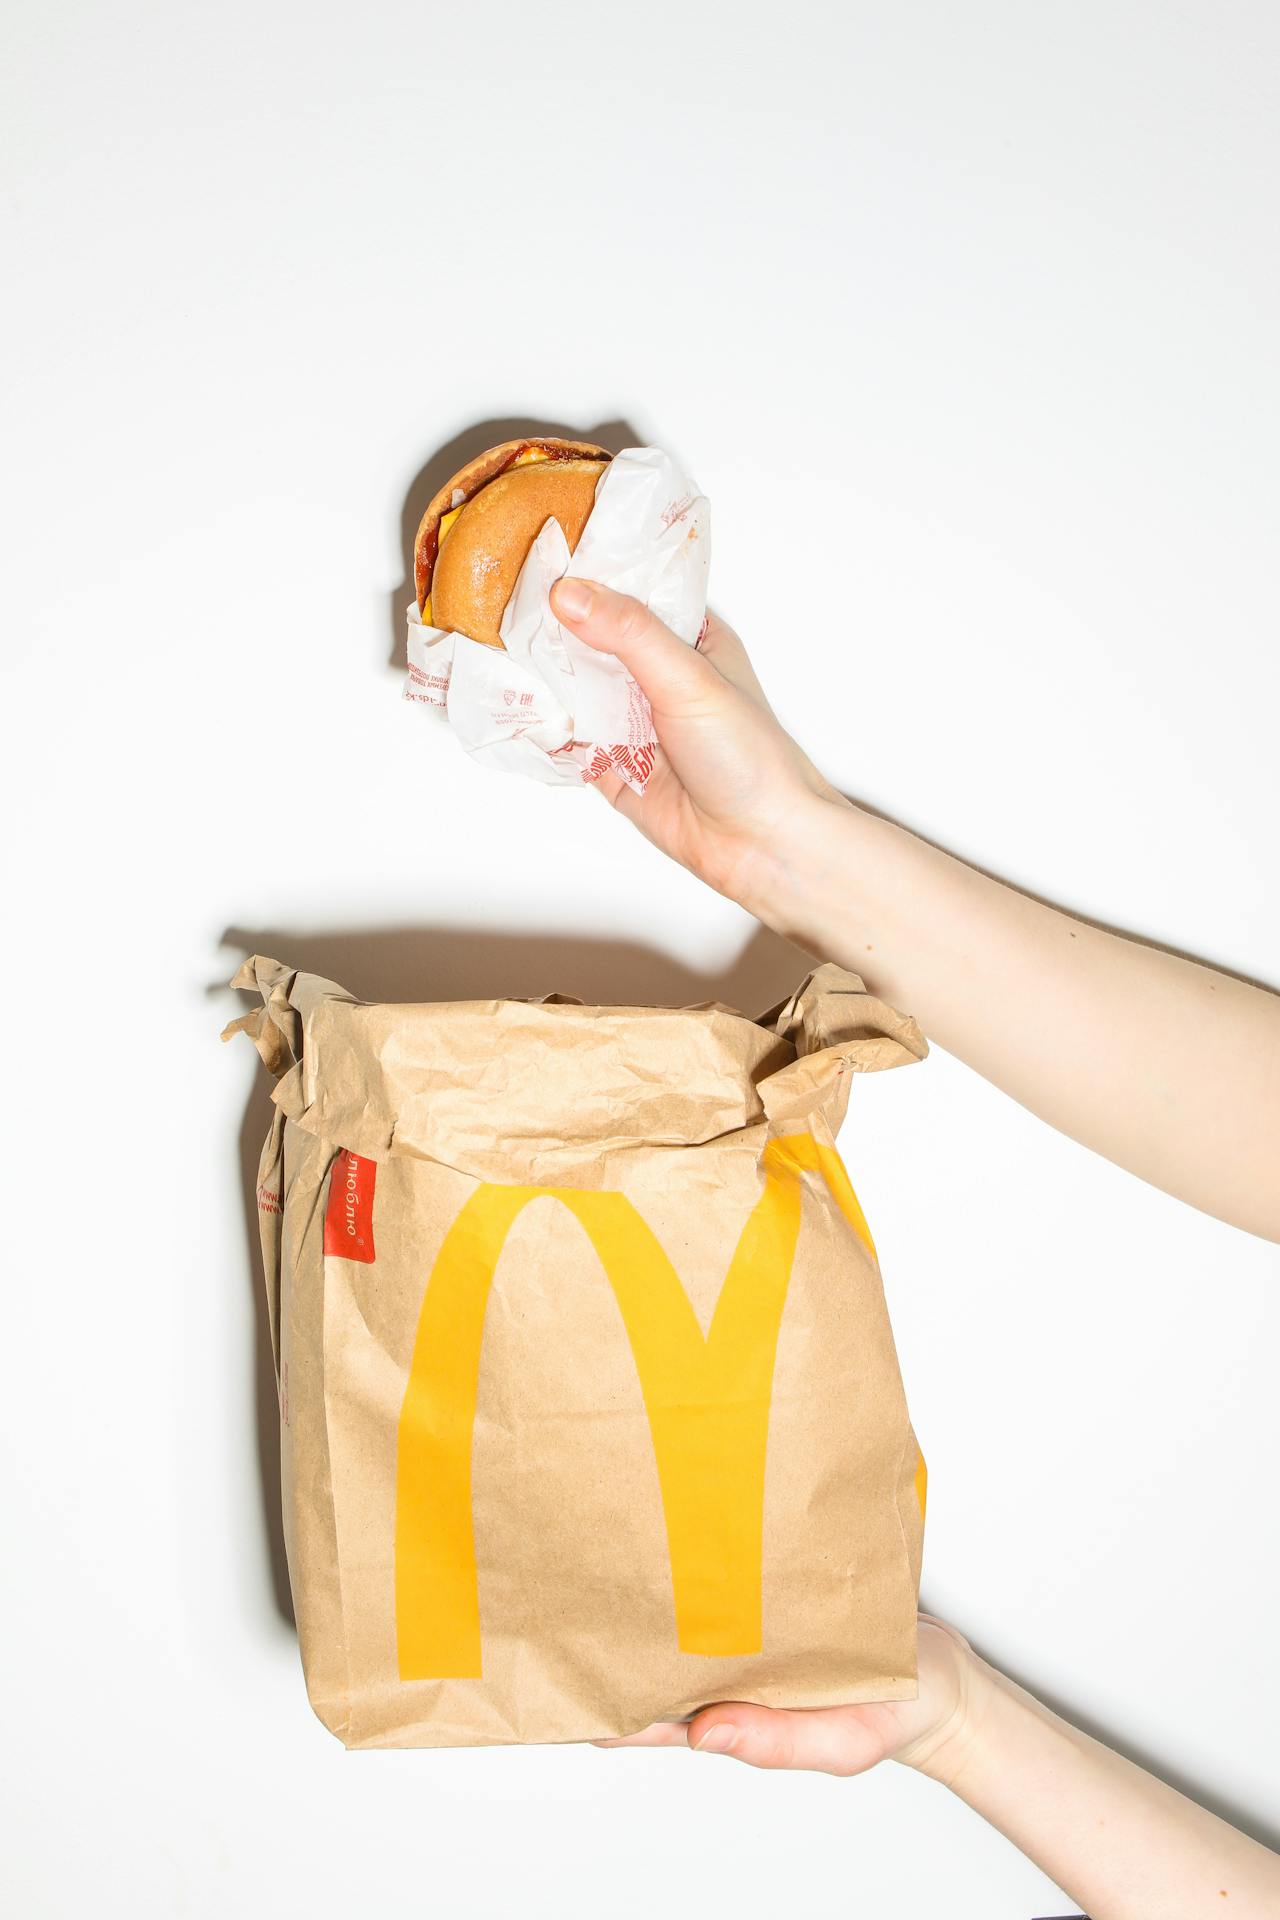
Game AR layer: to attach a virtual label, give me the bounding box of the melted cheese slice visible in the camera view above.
[424,506,463,618]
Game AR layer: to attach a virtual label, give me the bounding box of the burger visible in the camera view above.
[414,438,612,648]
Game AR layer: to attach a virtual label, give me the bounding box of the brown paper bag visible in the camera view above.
[224,954,929,1748]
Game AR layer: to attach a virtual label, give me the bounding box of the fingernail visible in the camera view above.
[694,1724,737,1755]
[553,578,593,621]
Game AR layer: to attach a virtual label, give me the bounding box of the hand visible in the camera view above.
[550,579,847,912]
[594,1616,984,1780]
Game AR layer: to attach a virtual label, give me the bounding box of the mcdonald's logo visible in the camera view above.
[395,1132,905,1682]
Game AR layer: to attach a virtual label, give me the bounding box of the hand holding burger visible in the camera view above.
[548,575,845,909]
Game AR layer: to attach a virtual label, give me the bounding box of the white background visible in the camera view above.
[3,3,1277,1914]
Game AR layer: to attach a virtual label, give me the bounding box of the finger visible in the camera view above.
[587,746,677,839]
[550,579,722,715]
[697,614,771,709]
[687,1703,866,1776]
[917,1611,973,1657]
[587,768,627,807]
[593,1721,690,1750]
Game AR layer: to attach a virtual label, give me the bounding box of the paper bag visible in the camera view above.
[224,955,929,1748]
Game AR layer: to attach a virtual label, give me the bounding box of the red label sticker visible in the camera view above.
[324,1149,377,1263]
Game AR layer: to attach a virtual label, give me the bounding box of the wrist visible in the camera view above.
[894,1643,999,1790]
[734,787,862,945]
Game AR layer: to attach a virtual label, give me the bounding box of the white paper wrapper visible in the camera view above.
[404,446,710,790]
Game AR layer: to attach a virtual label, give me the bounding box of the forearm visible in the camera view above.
[752,795,1280,1240]
[914,1656,1280,1920]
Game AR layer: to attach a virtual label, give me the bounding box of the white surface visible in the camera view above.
[3,3,1277,1915]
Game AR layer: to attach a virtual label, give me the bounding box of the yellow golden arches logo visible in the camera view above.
[394,1132,916,1681]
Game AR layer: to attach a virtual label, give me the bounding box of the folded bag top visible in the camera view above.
[227,953,927,1185]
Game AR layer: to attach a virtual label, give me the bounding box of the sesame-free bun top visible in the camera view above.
[414,438,611,648]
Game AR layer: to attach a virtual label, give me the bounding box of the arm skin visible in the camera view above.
[599,1622,1280,1920]
[933,1653,1280,1920]
[758,803,1280,1242]
[550,579,1280,1242]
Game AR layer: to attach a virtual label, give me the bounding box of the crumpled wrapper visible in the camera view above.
[404,446,709,791]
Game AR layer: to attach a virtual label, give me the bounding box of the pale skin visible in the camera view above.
[549,575,1280,1919]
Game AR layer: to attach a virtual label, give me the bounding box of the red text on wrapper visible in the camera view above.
[324,1150,377,1263]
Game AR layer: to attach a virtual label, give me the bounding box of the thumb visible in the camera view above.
[687,1703,870,1777]
[550,578,718,713]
